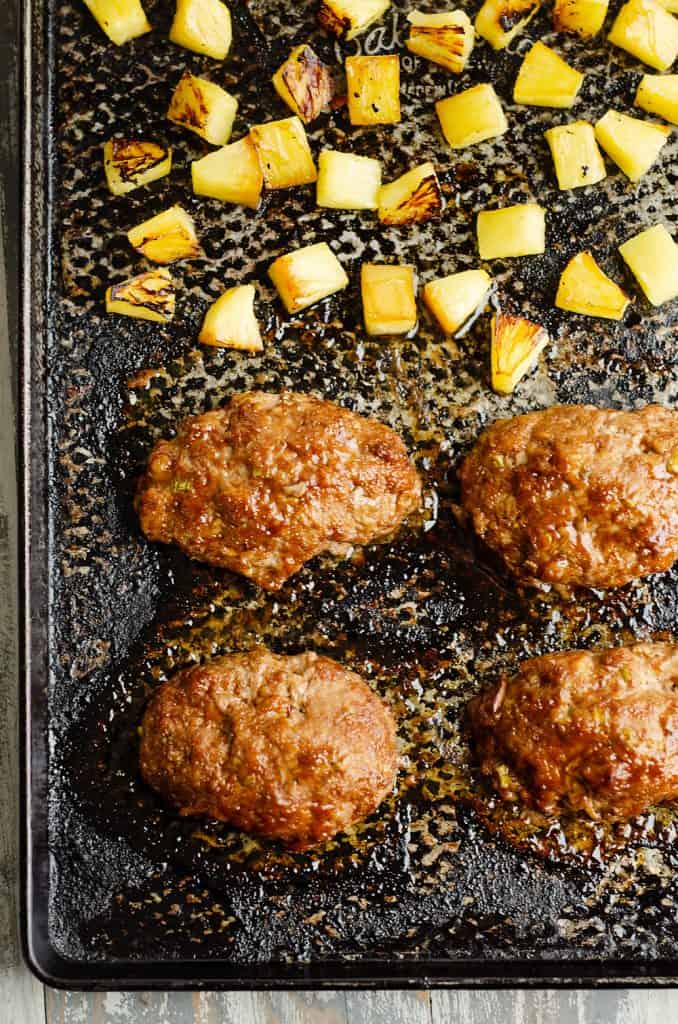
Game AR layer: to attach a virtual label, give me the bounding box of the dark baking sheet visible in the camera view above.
[21,0,678,989]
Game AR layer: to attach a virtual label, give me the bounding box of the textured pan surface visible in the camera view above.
[38,0,678,977]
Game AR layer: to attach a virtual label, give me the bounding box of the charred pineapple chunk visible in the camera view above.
[318,0,391,40]
[361,264,417,336]
[346,55,401,126]
[553,0,608,36]
[405,9,474,74]
[103,139,171,195]
[491,314,549,393]
[192,135,263,208]
[477,204,545,260]
[378,162,443,226]
[170,0,232,59]
[269,243,349,313]
[250,116,317,190]
[272,45,334,124]
[127,206,200,264]
[82,0,151,45]
[545,121,606,189]
[167,72,238,147]
[556,251,630,319]
[475,0,541,48]
[635,74,678,125]
[608,0,678,70]
[317,150,382,210]
[595,110,670,181]
[199,285,263,350]
[436,83,507,148]
[514,42,584,107]
[423,269,492,334]
[619,224,678,305]
[106,269,175,323]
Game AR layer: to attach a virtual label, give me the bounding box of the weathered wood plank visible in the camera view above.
[346,988,431,1024]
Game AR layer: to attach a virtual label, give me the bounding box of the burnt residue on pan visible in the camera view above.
[46,0,678,968]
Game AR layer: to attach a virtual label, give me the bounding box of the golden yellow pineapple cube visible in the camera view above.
[607,0,678,70]
[82,0,150,45]
[317,150,382,210]
[556,251,630,319]
[423,269,492,334]
[318,0,391,39]
[544,121,606,189]
[103,139,171,196]
[199,285,263,351]
[106,269,175,323]
[491,314,549,393]
[361,264,417,336]
[553,0,608,35]
[475,0,541,48]
[477,204,545,260]
[619,224,678,305]
[405,10,474,74]
[272,45,334,124]
[250,117,316,190]
[269,243,349,313]
[378,162,443,226]
[657,0,678,12]
[346,56,400,126]
[192,135,263,209]
[635,74,678,125]
[169,0,232,59]
[436,84,508,149]
[514,42,584,107]
[127,206,200,264]
[594,110,671,182]
[167,72,238,147]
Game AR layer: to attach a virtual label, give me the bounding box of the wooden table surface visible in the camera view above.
[2,3,678,1021]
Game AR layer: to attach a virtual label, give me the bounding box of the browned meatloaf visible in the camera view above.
[139,649,399,848]
[459,404,678,589]
[468,643,678,820]
[135,391,422,590]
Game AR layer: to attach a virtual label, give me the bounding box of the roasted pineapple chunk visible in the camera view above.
[556,251,629,319]
[103,139,171,195]
[436,83,508,148]
[491,314,549,393]
[607,0,678,70]
[82,0,150,45]
[378,162,443,226]
[272,45,334,124]
[635,74,678,125]
[317,150,382,210]
[346,55,401,126]
[595,110,671,182]
[169,0,232,59]
[318,0,391,39]
[269,243,349,313]
[477,204,545,260]
[192,135,263,208]
[475,0,541,48]
[544,121,606,189]
[361,264,417,335]
[167,72,238,147]
[514,42,584,107]
[250,117,316,190]
[619,224,678,305]
[423,269,492,334]
[405,10,474,73]
[106,269,175,323]
[127,206,200,264]
[553,0,608,36]
[199,285,263,351]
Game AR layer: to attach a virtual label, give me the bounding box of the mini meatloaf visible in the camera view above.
[469,643,678,821]
[139,649,399,848]
[135,391,422,589]
[460,404,678,589]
